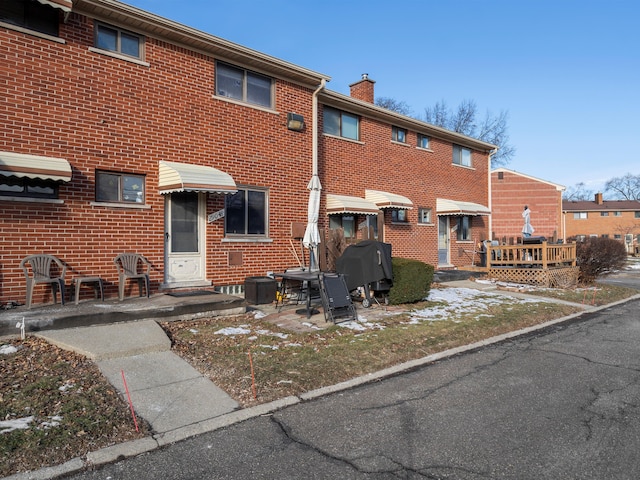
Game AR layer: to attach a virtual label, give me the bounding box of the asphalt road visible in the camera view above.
[66,292,640,480]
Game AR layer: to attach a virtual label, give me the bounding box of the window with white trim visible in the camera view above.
[216,62,273,108]
[573,212,587,219]
[452,145,472,167]
[95,23,143,59]
[225,187,268,237]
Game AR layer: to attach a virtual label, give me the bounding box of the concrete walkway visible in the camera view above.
[37,320,239,435]
[8,274,636,480]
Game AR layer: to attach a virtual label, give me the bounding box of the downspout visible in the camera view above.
[487,148,498,241]
[311,79,326,179]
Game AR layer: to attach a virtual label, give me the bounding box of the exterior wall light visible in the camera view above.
[287,112,305,131]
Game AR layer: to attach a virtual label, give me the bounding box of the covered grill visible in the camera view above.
[336,240,393,307]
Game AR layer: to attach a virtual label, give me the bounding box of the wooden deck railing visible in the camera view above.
[486,241,576,269]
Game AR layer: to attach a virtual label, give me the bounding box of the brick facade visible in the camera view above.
[563,195,640,250]
[491,169,565,242]
[0,1,495,305]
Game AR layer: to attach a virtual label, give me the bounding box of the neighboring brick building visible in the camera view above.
[491,169,565,242]
[563,193,640,252]
[0,0,495,305]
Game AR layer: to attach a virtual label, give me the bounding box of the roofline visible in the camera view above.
[562,200,640,212]
[319,90,498,153]
[492,168,565,191]
[71,0,331,88]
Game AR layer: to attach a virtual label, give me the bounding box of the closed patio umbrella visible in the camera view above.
[522,205,534,237]
[302,174,322,271]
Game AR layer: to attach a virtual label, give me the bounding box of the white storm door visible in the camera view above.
[438,216,450,265]
[165,192,206,285]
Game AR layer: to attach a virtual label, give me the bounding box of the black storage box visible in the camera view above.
[244,276,277,305]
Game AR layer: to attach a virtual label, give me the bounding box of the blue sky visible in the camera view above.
[125,0,639,194]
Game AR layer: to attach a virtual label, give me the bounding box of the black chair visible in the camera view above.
[319,273,357,324]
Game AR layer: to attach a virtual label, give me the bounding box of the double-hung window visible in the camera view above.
[323,107,359,140]
[392,126,407,143]
[0,0,59,37]
[95,23,143,59]
[452,145,472,167]
[573,212,587,219]
[216,62,273,108]
[225,187,268,237]
[96,171,145,204]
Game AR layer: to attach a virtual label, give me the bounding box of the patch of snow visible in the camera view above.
[0,416,34,434]
[214,327,251,336]
[0,344,18,355]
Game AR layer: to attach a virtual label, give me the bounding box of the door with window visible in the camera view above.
[438,216,450,265]
[165,192,206,286]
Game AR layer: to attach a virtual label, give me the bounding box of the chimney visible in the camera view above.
[595,192,603,205]
[349,73,375,103]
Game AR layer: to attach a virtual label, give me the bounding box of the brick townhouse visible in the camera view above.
[491,168,565,243]
[318,76,496,268]
[563,193,640,252]
[0,0,495,306]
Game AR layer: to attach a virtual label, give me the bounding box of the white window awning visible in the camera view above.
[365,189,413,209]
[436,198,491,216]
[36,0,72,12]
[0,151,72,182]
[158,161,237,194]
[326,194,380,215]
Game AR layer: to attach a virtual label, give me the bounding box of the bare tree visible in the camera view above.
[376,96,515,168]
[564,182,596,201]
[375,97,413,117]
[604,173,640,200]
[424,99,514,168]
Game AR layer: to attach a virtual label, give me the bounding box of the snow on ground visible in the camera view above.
[215,287,542,336]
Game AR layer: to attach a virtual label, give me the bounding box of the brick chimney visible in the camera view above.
[349,73,375,103]
[595,192,603,204]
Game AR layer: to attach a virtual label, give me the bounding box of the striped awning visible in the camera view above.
[436,198,491,216]
[158,161,237,194]
[37,0,72,12]
[326,194,380,215]
[0,151,72,182]
[365,189,413,209]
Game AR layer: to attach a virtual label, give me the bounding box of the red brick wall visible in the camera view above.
[0,11,492,305]
[491,171,563,242]
[564,210,640,240]
[319,114,490,268]
[0,13,316,304]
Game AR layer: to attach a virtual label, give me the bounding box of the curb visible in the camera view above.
[5,292,640,480]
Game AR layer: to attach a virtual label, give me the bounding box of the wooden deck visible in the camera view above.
[472,241,579,288]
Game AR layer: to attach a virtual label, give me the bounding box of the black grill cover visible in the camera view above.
[336,240,393,292]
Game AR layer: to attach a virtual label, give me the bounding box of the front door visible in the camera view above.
[165,192,206,286]
[438,216,450,266]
